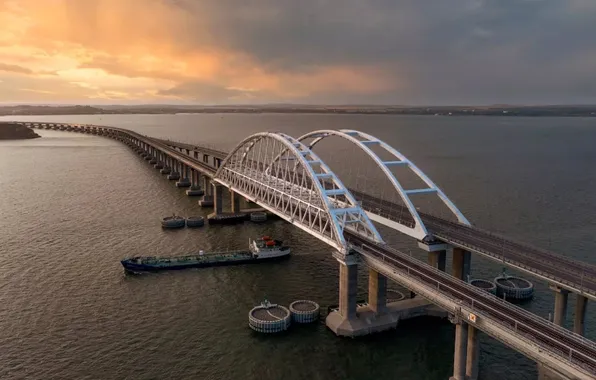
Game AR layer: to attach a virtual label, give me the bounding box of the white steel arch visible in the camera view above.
[297,129,471,241]
[214,132,383,253]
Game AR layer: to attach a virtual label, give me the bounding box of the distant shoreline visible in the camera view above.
[2,105,596,117]
[0,122,41,140]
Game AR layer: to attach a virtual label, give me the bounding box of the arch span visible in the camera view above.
[214,132,383,253]
[297,129,470,241]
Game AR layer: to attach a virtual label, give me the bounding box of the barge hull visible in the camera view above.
[122,254,289,273]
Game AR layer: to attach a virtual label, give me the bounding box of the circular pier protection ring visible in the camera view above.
[289,300,320,323]
[249,300,291,333]
[494,275,534,300]
[469,279,497,295]
[186,216,205,228]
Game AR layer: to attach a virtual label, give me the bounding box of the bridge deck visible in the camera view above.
[26,122,596,299]
[160,135,596,300]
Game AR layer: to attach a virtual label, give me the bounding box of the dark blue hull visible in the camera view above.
[121,254,289,273]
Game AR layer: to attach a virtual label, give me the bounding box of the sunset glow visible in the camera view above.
[1,0,595,104]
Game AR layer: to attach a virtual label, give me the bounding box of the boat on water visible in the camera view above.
[121,236,290,273]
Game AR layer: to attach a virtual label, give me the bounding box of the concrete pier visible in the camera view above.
[466,324,480,380]
[160,166,171,175]
[368,269,387,314]
[326,254,446,337]
[452,247,471,281]
[198,196,214,207]
[230,190,241,213]
[186,186,204,196]
[176,178,191,187]
[211,183,223,215]
[167,172,180,181]
[418,241,448,272]
[573,294,588,335]
[550,284,569,327]
[154,162,163,169]
[428,250,446,271]
[450,322,468,380]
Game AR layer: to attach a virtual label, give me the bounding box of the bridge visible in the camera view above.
[20,121,596,380]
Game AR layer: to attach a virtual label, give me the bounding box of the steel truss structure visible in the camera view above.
[214,132,383,253]
[298,129,471,241]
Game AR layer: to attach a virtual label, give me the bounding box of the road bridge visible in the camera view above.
[20,121,596,380]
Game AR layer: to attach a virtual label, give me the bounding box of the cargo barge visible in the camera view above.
[121,236,290,273]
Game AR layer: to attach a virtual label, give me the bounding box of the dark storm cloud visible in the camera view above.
[166,0,596,104]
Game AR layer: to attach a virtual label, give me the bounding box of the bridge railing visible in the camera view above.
[351,238,596,374]
[433,223,596,299]
[423,212,596,275]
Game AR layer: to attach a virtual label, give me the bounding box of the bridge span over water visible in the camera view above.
[21,121,596,380]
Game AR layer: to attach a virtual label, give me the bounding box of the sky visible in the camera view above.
[1,0,596,105]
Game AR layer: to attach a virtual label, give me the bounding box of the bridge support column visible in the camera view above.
[186,170,204,196]
[418,241,448,272]
[428,251,446,271]
[450,322,468,380]
[452,247,470,281]
[573,295,588,335]
[326,254,359,336]
[213,183,223,215]
[466,324,479,380]
[339,256,358,320]
[368,269,387,314]
[176,165,191,187]
[549,285,569,327]
[230,190,241,213]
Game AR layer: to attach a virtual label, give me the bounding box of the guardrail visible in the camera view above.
[349,238,596,376]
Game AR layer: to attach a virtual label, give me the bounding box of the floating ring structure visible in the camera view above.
[249,301,291,333]
[495,275,534,300]
[289,300,320,323]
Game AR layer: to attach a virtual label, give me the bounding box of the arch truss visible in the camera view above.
[298,129,471,241]
[214,132,383,253]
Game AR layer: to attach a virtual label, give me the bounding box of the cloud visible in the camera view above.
[0,0,595,104]
[0,63,33,75]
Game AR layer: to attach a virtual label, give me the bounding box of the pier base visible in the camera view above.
[167,172,181,181]
[326,298,446,337]
[186,186,204,196]
[198,196,214,207]
[175,178,191,187]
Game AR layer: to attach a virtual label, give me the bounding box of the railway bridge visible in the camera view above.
[20,121,596,380]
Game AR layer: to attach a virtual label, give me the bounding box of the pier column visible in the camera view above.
[418,241,448,272]
[203,176,212,196]
[230,190,241,213]
[213,183,223,215]
[428,250,446,271]
[466,324,480,380]
[339,255,358,320]
[450,322,468,380]
[550,285,569,327]
[368,269,387,314]
[573,295,588,335]
[452,247,471,281]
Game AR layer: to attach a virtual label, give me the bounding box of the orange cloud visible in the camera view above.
[0,0,401,103]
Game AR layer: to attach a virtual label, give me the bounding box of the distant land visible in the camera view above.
[1,104,596,117]
[0,122,41,140]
